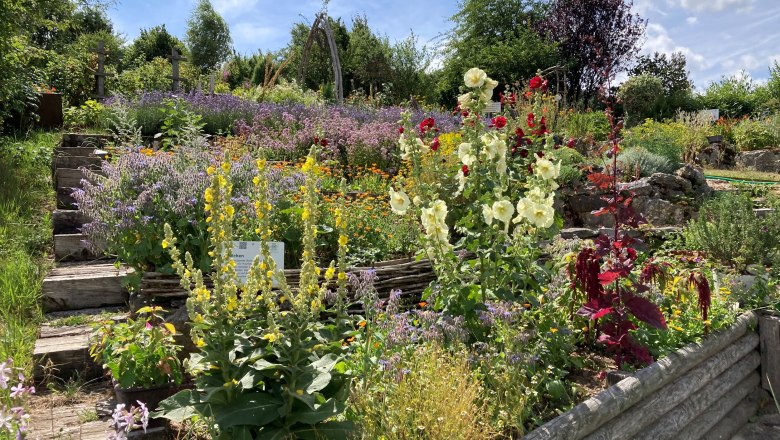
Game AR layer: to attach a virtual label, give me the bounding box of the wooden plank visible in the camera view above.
[57,188,77,210]
[632,351,760,440]
[61,133,111,148]
[584,332,760,440]
[675,374,761,440]
[42,263,131,312]
[55,146,98,157]
[701,390,762,440]
[53,209,90,235]
[760,314,780,392]
[521,311,758,440]
[54,233,105,261]
[33,325,100,379]
[54,154,102,170]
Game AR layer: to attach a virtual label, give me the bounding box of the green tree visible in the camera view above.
[124,25,187,68]
[698,73,760,118]
[617,74,663,127]
[439,0,557,106]
[629,52,694,118]
[185,0,232,73]
[286,17,350,94]
[345,15,392,96]
[390,32,436,103]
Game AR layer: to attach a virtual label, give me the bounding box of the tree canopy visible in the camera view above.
[186,0,232,73]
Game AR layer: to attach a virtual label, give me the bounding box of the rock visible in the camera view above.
[643,198,691,226]
[649,173,693,196]
[568,193,604,214]
[675,164,707,187]
[697,142,737,168]
[560,228,599,239]
[618,178,653,196]
[736,149,780,173]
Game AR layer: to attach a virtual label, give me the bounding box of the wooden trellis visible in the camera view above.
[298,12,344,103]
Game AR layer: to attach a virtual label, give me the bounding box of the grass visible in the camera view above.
[704,167,780,183]
[0,130,58,375]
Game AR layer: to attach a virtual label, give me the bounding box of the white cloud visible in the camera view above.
[686,16,698,24]
[642,23,708,69]
[769,54,780,66]
[233,22,276,41]
[721,54,761,70]
[677,0,755,12]
[212,0,259,17]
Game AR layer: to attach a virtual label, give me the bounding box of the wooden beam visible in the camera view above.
[42,263,130,312]
[53,209,90,235]
[54,233,105,261]
[760,314,780,392]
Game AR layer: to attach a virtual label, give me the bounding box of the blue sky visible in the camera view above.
[107,0,780,91]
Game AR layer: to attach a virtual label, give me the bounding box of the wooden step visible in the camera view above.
[54,233,105,261]
[53,209,90,235]
[42,263,131,312]
[55,146,100,157]
[61,133,111,149]
[33,324,100,380]
[54,154,102,170]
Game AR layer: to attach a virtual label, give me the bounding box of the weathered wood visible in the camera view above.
[53,209,90,234]
[56,187,78,209]
[29,399,110,439]
[56,168,101,189]
[42,263,131,312]
[585,332,760,440]
[632,351,760,440]
[760,314,780,392]
[33,324,99,379]
[701,389,763,440]
[675,374,761,440]
[54,154,102,170]
[54,233,105,261]
[55,146,99,157]
[60,133,111,148]
[521,311,757,440]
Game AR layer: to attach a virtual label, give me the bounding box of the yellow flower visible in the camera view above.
[226,297,237,312]
[204,188,214,203]
[161,239,169,249]
[338,234,349,246]
[195,338,205,347]
[301,156,316,173]
[302,207,310,221]
[337,272,347,281]
[221,161,231,172]
[550,327,558,334]
[263,333,278,343]
[253,176,261,185]
[224,205,235,218]
[207,165,216,175]
[324,266,336,280]
[296,389,304,396]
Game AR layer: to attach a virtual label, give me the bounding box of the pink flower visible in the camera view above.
[431,137,440,151]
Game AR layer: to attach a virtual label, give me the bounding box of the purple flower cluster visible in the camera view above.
[0,358,34,439]
[108,401,149,439]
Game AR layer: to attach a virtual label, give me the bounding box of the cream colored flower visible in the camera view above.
[389,188,411,215]
[457,92,473,109]
[482,204,494,225]
[456,169,467,195]
[492,199,515,225]
[535,158,561,180]
[458,142,477,166]
[528,203,555,228]
[412,195,422,206]
[464,67,487,88]
[514,197,533,223]
[430,199,448,222]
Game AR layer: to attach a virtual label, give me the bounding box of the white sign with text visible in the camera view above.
[231,241,284,286]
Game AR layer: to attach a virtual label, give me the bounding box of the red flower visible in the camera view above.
[419,117,435,133]
[541,79,549,92]
[536,151,545,158]
[461,164,470,176]
[320,138,328,147]
[515,127,525,138]
[491,115,507,129]
[519,149,529,158]
[431,137,440,151]
[567,138,576,148]
[529,76,543,90]
[499,92,517,105]
[398,127,404,134]
[526,164,533,173]
[526,113,536,128]
[313,136,320,144]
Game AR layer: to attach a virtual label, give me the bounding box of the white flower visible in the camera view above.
[535,158,561,180]
[456,169,467,195]
[514,197,533,223]
[482,204,494,225]
[484,77,498,92]
[389,188,411,215]
[457,92,473,109]
[415,137,429,152]
[526,187,553,205]
[527,203,555,228]
[464,68,487,88]
[492,200,515,225]
[412,195,422,206]
[496,157,507,174]
[430,199,448,222]
[458,142,477,166]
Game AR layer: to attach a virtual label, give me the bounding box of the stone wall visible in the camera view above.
[561,165,711,228]
[736,149,780,173]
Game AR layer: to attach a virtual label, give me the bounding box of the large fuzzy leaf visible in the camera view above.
[213,392,283,427]
[294,421,356,440]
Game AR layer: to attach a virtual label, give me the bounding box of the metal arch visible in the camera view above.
[297,12,344,103]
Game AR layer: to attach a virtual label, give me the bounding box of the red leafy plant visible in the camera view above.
[570,106,668,368]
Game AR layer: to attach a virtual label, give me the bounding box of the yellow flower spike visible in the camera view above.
[206,165,215,175]
[253,176,261,186]
[263,333,278,343]
[338,234,349,246]
[324,266,336,280]
[225,205,235,218]
[204,188,214,203]
[221,161,231,172]
[337,272,347,281]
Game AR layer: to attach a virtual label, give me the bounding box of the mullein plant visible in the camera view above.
[158,148,357,439]
[388,68,562,326]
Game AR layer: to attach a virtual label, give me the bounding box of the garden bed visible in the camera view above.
[522,311,763,440]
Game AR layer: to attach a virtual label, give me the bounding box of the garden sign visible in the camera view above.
[231,241,284,286]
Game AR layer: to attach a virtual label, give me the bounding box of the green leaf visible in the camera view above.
[153,389,202,422]
[294,421,356,440]
[213,392,282,427]
[259,428,288,440]
[286,397,342,426]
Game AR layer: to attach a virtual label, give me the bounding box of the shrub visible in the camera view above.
[617,147,678,177]
[552,147,586,185]
[621,119,686,164]
[618,74,663,127]
[732,117,779,151]
[675,110,712,163]
[63,100,114,132]
[351,345,494,440]
[564,109,610,142]
[697,73,760,118]
[684,191,780,267]
[110,57,201,100]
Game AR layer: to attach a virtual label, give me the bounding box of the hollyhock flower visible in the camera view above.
[398,126,404,134]
[514,197,533,223]
[491,116,507,129]
[492,200,515,225]
[430,137,440,151]
[528,203,555,228]
[529,75,543,90]
[419,117,435,133]
[527,112,536,128]
[457,143,476,166]
[480,78,498,101]
[430,199,448,222]
[542,79,549,92]
[457,92,474,110]
[519,149,529,158]
[461,164,470,177]
[482,204,494,225]
[567,137,576,148]
[535,158,561,180]
[389,188,411,215]
[464,67,487,88]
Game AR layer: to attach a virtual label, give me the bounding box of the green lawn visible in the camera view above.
[0,130,58,374]
[704,167,780,183]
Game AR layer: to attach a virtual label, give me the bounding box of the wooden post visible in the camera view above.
[209,72,216,94]
[760,314,780,392]
[167,48,187,92]
[91,40,109,100]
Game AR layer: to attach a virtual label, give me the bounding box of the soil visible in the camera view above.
[28,379,113,439]
[565,349,616,401]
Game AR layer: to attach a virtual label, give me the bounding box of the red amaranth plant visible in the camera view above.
[570,103,667,367]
